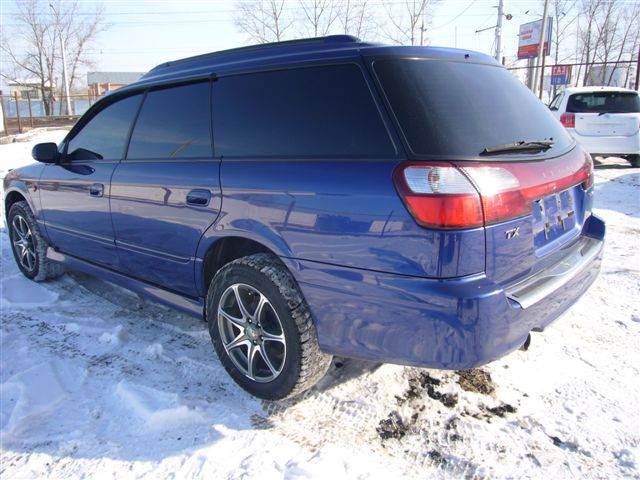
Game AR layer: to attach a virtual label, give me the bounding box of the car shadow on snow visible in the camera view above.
[592,156,636,170]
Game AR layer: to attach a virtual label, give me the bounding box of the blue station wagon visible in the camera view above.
[4,36,605,399]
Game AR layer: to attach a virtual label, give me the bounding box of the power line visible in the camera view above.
[430,0,478,30]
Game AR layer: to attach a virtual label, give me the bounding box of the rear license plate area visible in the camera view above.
[532,187,579,249]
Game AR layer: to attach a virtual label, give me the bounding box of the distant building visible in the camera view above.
[87,72,145,100]
[585,65,634,88]
[7,80,54,100]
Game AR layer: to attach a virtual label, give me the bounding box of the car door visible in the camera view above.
[110,81,221,296]
[39,93,143,269]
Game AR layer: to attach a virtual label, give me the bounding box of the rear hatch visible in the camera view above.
[567,91,640,137]
[373,55,594,285]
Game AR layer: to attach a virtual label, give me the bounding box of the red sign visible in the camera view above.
[551,65,572,85]
[517,18,553,59]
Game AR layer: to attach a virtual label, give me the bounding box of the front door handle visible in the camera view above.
[89,183,104,197]
[186,189,211,206]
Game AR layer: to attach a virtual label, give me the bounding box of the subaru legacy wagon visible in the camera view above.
[4,36,605,399]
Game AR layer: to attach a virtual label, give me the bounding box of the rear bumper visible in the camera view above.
[568,129,640,156]
[294,215,605,369]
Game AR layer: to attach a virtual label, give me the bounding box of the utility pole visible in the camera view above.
[420,1,426,46]
[535,0,550,99]
[476,4,510,61]
[49,3,72,116]
[59,35,72,115]
[495,0,504,62]
[635,44,640,91]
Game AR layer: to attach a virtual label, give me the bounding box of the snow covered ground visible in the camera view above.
[1,129,638,479]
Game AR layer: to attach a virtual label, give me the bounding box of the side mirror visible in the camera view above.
[32,142,60,163]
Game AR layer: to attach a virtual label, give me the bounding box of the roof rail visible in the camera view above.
[146,35,361,75]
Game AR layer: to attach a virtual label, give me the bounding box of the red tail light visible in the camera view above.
[393,149,593,229]
[560,112,575,128]
[392,163,483,228]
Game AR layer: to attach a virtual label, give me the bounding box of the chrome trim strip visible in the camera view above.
[506,236,603,309]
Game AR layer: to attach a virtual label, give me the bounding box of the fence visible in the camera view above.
[506,59,639,104]
[0,93,96,136]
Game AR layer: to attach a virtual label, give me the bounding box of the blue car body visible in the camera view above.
[4,36,605,369]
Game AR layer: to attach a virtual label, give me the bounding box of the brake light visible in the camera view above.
[560,112,575,128]
[393,149,592,229]
[392,163,483,228]
[582,152,594,189]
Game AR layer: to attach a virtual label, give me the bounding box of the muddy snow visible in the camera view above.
[1,129,638,479]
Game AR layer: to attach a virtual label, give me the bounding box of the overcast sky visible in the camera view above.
[1,0,548,83]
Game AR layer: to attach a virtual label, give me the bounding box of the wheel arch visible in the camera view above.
[4,188,29,220]
[197,234,302,298]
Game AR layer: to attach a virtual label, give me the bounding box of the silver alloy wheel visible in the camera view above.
[217,283,286,383]
[11,214,37,272]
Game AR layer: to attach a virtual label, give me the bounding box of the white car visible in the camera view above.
[549,86,640,167]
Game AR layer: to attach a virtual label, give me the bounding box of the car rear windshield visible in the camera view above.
[373,58,573,158]
[566,91,640,114]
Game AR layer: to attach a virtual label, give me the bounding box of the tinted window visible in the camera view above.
[549,93,563,110]
[67,94,142,161]
[374,59,573,158]
[213,64,394,157]
[567,91,640,113]
[127,82,211,159]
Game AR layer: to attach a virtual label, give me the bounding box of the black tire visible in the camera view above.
[206,253,332,400]
[8,200,64,281]
[629,154,640,168]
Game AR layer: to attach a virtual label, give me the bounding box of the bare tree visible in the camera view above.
[235,0,293,43]
[338,0,375,39]
[1,0,57,115]
[600,3,639,85]
[1,0,104,115]
[575,0,640,86]
[575,0,603,85]
[385,0,438,46]
[49,1,105,93]
[621,13,640,86]
[549,0,578,95]
[298,0,340,37]
[551,0,578,64]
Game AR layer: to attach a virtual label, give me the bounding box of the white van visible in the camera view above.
[550,86,640,167]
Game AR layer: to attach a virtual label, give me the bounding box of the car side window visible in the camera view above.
[127,82,211,160]
[549,93,563,110]
[212,64,395,158]
[66,94,142,161]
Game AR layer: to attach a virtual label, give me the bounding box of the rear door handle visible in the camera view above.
[89,183,104,197]
[186,189,211,206]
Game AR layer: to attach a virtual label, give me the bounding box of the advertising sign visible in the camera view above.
[550,65,572,85]
[518,17,553,59]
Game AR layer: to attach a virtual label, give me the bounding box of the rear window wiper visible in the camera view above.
[480,139,554,156]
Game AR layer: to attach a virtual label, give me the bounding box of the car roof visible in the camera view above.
[561,86,638,94]
[121,35,497,92]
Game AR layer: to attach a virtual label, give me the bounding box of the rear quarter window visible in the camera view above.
[212,64,395,158]
[549,93,563,110]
